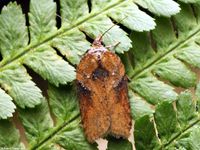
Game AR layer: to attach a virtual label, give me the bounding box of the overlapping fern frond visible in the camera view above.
[0,0,200,149]
[134,83,200,149]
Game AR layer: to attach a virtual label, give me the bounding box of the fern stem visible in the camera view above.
[0,0,127,70]
[159,116,200,149]
[129,27,200,80]
[29,114,80,150]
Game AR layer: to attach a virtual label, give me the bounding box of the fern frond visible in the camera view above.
[0,88,15,119]
[134,83,200,149]
[126,2,200,118]
[0,0,199,150]
[0,0,179,119]
[0,120,24,149]
[135,0,181,17]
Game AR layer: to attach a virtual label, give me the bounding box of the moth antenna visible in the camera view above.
[99,16,128,41]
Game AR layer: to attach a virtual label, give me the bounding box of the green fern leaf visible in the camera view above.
[127,2,200,118]
[107,137,133,150]
[1,0,200,149]
[24,46,75,86]
[52,29,91,64]
[29,0,57,40]
[134,115,157,149]
[153,58,196,88]
[0,0,180,119]
[176,44,200,68]
[134,85,200,149]
[107,1,156,31]
[18,98,53,146]
[0,64,43,108]
[0,120,25,149]
[179,0,200,3]
[130,76,177,104]
[176,92,197,127]
[19,85,96,150]
[0,2,43,111]
[80,16,131,53]
[0,88,15,119]
[135,0,180,17]
[129,91,154,119]
[0,3,28,58]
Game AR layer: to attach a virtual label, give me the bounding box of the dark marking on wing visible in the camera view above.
[77,81,91,97]
[92,67,109,80]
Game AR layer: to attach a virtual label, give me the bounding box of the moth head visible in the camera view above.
[92,16,128,48]
[92,36,103,47]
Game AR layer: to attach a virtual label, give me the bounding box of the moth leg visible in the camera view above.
[77,81,110,143]
[109,76,132,138]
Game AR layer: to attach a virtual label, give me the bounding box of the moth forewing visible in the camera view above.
[76,36,132,143]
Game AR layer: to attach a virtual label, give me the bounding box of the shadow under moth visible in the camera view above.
[76,35,132,143]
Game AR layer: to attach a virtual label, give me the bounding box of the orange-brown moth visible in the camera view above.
[76,35,132,143]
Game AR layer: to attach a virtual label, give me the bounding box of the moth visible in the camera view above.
[76,28,132,143]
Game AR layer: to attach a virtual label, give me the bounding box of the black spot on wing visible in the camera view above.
[92,67,109,80]
[114,76,128,102]
[115,76,127,91]
[77,81,91,97]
